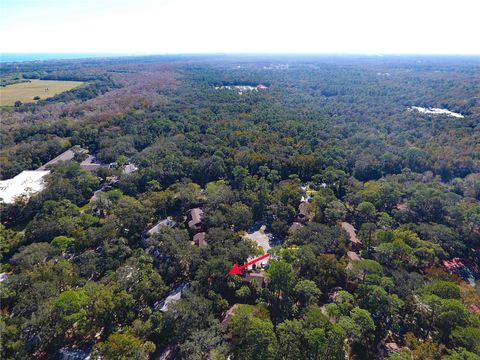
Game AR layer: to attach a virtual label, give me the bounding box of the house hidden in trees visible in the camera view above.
[141,217,177,262]
[243,272,268,288]
[79,155,103,171]
[346,250,361,270]
[345,251,363,291]
[37,145,103,172]
[469,304,480,314]
[341,222,362,251]
[287,200,311,232]
[55,346,92,360]
[221,304,239,329]
[155,346,179,360]
[147,217,176,236]
[122,162,138,174]
[288,221,304,233]
[295,201,312,224]
[384,342,402,355]
[187,208,204,233]
[36,147,80,171]
[193,232,207,248]
[155,282,190,312]
[186,208,208,248]
[442,258,480,287]
[377,331,405,358]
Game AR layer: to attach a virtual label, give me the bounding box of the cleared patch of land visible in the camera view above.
[0,79,83,106]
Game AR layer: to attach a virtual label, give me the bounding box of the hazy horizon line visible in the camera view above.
[2,52,480,63]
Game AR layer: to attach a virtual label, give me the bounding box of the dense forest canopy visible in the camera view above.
[0,55,479,360]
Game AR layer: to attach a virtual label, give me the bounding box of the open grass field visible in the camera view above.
[0,79,83,106]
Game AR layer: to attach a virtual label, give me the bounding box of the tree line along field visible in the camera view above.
[0,55,479,360]
[0,79,83,106]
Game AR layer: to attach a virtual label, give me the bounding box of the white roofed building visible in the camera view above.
[0,170,50,204]
[155,282,190,312]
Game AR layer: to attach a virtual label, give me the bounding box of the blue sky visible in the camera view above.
[1,0,479,54]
